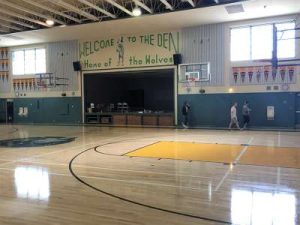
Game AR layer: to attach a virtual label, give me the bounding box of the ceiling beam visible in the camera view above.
[133,0,153,13]
[0,28,10,33]
[21,0,82,23]
[0,1,66,25]
[0,15,36,29]
[0,8,50,27]
[0,24,23,31]
[51,0,99,21]
[160,0,174,11]
[105,0,134,16]
[78,0,116,18]
[182,0,195,7]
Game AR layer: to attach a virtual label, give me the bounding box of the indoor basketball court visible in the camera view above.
[0,125,299,225]
[0,0,299,224]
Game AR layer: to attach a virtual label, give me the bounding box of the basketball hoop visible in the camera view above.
[40,81,47,91]
[189,77,196,82]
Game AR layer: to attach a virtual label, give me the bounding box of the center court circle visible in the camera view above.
[0,136,75,147]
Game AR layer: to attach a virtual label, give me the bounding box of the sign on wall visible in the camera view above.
[79,31,180,70]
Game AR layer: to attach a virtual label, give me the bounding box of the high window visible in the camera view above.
[12,48,46,75]
[231,22,295,61]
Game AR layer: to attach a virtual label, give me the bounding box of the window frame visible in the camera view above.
[11,46,47,77]
[230,21,296,62]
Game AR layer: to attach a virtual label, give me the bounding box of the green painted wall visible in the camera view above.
[5,92,298,128]
[178,92,296,129]
[13,97,82,124]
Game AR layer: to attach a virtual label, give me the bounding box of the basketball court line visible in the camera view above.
[122,138,300,169]
[233,137,254,164]
[0,157,297,194]
[125,140,248,163]
[0,134,297,225]
[0,143,95,166]
[0,127,18,138]
[68,144,233,225]
[0,166,212,192]
[214,137,254,192]
[0,159,220,180]
[6,134,134,162]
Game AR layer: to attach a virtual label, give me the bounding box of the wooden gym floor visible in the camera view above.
[0,124,299,225]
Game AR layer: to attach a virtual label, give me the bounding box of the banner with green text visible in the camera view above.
[79,31,181,70]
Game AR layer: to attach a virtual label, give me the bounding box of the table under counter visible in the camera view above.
[85,112,174,127]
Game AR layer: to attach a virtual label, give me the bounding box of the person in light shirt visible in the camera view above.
[229,102,240,130]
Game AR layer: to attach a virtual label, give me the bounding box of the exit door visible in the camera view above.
[296,93,300,128]
[7,101,13,123]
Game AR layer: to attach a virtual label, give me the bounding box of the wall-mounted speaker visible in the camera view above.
[73,61,81,71]
[173,54,182,65]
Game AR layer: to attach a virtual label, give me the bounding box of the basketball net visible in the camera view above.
[36,79,47,91]
[188,77,196,86]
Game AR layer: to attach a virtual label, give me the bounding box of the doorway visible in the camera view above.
[296,93,300,128]
[7,101,14,123]
[83,68,176,125]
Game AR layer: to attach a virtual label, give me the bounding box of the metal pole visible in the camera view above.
[272,24,278,69]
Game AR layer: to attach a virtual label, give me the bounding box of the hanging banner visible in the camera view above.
[279,66,286,82]
[288,66,295,81]
[264,66,271,82]
[79,31,181,70]
[247,67,253,83]
[238,67,246,83]
[232,67,239,83]
[256,67,261,83]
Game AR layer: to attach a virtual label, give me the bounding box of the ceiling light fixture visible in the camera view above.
[46,19,55,26]
[132,7,142,17]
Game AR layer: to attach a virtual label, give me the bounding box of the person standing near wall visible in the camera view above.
[182,101,190,128]
[242,101,251,129]
[229,102,240,130]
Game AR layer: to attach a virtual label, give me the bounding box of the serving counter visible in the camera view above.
[85,112,174,127]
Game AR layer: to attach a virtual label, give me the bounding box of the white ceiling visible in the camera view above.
[0,0,299,47]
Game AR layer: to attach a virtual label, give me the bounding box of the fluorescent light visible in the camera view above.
[46,19,54,26]
[132,7,142,16]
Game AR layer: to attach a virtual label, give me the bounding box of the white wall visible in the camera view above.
[179,14,300,95]
[0,40,80,99]
[1,14,299,98]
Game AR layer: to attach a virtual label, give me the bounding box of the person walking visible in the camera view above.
[242,101,251,129]
[181,101,190,128]
[229,102,240,130]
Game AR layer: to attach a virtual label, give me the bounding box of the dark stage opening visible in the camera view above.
[84,69,174,113]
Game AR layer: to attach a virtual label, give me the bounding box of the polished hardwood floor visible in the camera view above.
[0,124,299,225]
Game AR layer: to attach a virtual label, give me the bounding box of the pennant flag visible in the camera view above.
[279,66,286,81]
[264,66,271,82]
[232,67,239,83]
[256,67,261,83]
[241,72,246,83]
[247,67,254,83]
[288,66,295,81]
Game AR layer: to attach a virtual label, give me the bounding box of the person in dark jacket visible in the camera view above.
[242,101,251,129]
[182,101,190,128]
